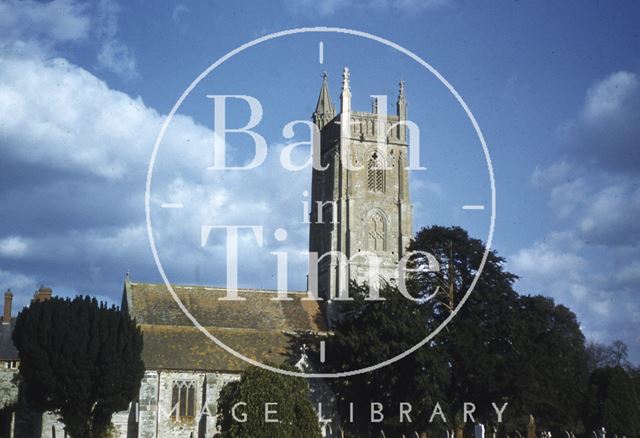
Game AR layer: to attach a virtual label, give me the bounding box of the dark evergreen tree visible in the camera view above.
[585,366,640,438]
[216,365,321,438]
[512,296,588,434]
[410,227,590,434]
[321,282,449,437]
[410,226,520,430]
[321,226,593,436]
[296,225,630,437]
[12,296,144,438]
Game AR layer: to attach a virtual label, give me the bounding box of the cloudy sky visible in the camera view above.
[0,0,638,361]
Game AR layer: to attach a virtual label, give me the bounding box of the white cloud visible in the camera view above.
[389,0,452,11]
[0,236,28,258]
[97,39,138,80]
[0,0,139,81]
[0,56,155,178]
[582,71,639,122]
[0,269,38,312]
[94,0,139,80]
[0,0,90,44]
[548,177,589,219]
[520,70,640,362]
[531,160,573,188]
[560,179,639,248]
[510,241,586,281]
[615,260,640,285]
[284,0,453,16]
[284,0,348,16]
[560,70,640,173]
[578,183,640,246]
[509,237,640,360]
[171,5,189,24]
[0,36,316,301]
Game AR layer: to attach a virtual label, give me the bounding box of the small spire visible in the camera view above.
[313,72,335,127]
[399,80,405,98]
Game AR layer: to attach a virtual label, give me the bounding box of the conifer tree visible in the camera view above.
[12,296,144,438]
[216,365,321,438]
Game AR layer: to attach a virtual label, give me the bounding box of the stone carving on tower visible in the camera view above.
[308,68,413,320]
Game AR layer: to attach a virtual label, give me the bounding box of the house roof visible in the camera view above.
[0,319,18,361]
[123,280,326,372]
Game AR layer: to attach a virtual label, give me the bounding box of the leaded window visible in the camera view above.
[171,380,196,421]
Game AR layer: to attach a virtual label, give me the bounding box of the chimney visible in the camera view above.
[3,290,12,324]
[33,286,52,303]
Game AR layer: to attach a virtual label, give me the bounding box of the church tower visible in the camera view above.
[308,68,413,313]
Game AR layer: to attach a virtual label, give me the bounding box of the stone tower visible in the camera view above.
[308,68,413,312]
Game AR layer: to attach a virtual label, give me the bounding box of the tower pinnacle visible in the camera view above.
[313,72,335,129]
[340,67,351,114]
[397,80,407,141]
[341,67,350,91]
[397,80,406,117]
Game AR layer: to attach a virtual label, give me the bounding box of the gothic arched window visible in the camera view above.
[367,153,385,192]
[171,380,196,421]
[367,210,387,252]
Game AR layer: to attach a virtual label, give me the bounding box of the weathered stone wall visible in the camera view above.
[137,370,159,438]
[310,108,413,306]
[203,372,240,434]
[0,369,18,410]
[134,370,240,438]
[156,370,205,438]
[11,369,241,438]
[39,412,63,438]
[111,406,134,437]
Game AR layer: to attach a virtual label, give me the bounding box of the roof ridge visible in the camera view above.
[138,323,296,335]
[130,281,309,295]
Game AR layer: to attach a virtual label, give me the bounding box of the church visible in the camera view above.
[69,68,414,438]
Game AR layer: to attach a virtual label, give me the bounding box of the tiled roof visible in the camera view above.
[139,324,294,372]
[124,281,326,332]
[0,319,18,361]
[123,280,326,372]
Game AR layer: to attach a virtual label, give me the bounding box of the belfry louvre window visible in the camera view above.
[367,153,385,192]
[171,380,196,421]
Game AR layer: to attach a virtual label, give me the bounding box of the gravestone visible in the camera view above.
[599,427,606,438]
[527,415,536,438]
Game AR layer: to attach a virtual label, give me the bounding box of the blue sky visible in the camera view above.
[0,0,638,361]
